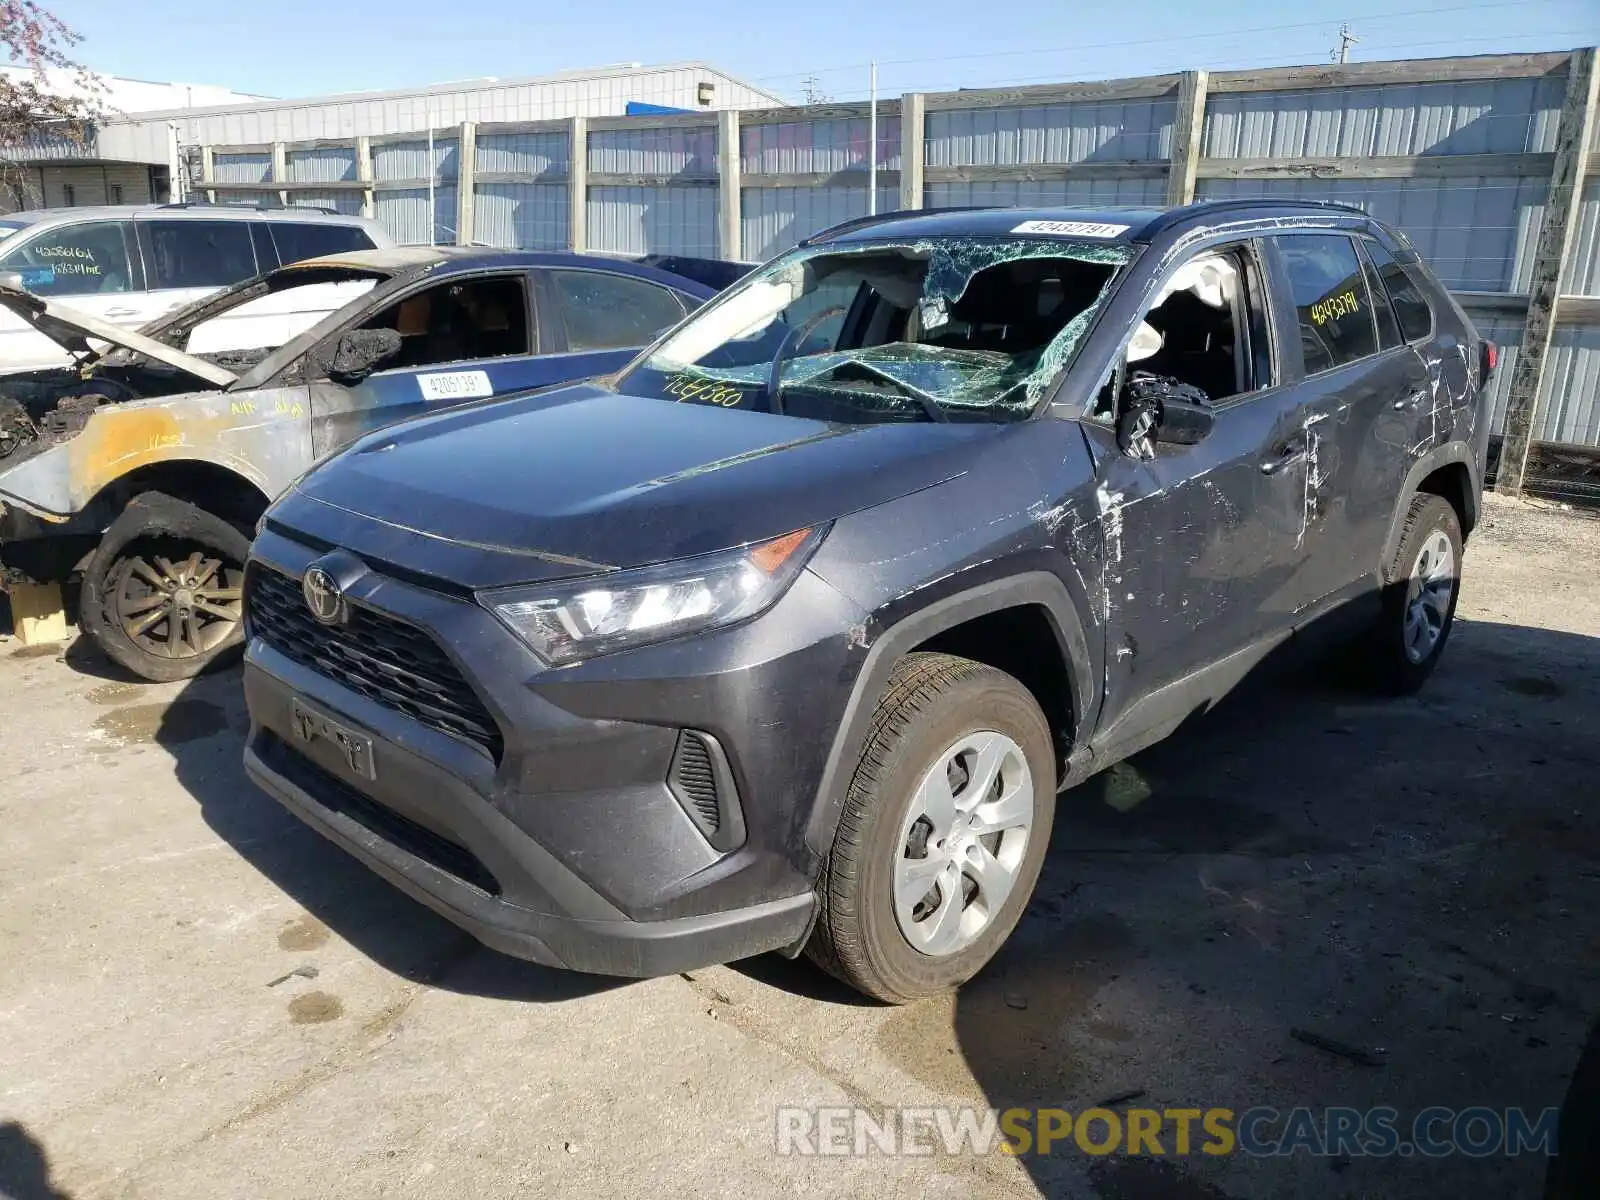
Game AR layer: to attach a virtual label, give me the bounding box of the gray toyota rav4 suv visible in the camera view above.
[241,200,1495,1002]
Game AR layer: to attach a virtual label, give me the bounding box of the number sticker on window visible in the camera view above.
[417,370,493,401]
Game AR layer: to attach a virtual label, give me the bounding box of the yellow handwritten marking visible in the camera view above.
[273,399,305,418]
[230,400,256,417]
[1310,290,1361,326]
[664,373,745,407]
[144,433,183,450]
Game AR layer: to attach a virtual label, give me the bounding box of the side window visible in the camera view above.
[550,270,685,352]
[1363,238,1433,344]
[270,222,375,266]
[1274,234,1378,374]
[1093,245,1270,423]
[0,221,134,295]
[356,274,530,371]
[1357,240,1402,351]
[146,220,257,289]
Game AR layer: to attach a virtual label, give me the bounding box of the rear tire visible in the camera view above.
[1364,493,1463,695]
[806,652,1055,1004]
[78,492,251,683]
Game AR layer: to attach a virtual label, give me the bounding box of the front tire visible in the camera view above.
[1365,492,1463,695]
[806,652,1055,1003]
[79,492,251,683]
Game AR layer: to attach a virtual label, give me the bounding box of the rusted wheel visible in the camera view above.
[79,492,253,682]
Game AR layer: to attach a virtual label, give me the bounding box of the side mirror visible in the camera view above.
[317,328,402,384]
[1153,396,1215,446]
[1116,372,1215,458]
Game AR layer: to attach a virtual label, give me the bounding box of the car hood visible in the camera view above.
[281,383,998,590]
[0,283,236,388]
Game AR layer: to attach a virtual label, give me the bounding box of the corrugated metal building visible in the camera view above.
[2,62,783,214]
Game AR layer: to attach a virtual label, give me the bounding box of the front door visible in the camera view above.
[0,219,144,369]
[1085,239,1313,742]
[310,272,551,456]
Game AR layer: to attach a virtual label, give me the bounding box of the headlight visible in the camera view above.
[483,526,825,666]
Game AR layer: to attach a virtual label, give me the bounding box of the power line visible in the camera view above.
[743,0,1572,86]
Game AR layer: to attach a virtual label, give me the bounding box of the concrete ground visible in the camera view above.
[1,492,1597,1200]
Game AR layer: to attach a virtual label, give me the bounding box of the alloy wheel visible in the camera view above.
[893,730,1036,957]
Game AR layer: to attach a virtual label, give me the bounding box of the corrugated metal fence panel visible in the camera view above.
[588,127,716,177]
[286,192,364,216]
[1469,309,1525,436]
[475,131,569,176]
[1562,179,1600,295]
[926,176,1168,209]
[213,152,272,184]
[740,186,900,262]
[1539,323,1600,446]
[925,99,1175,166]
[284,146,358,183]
[740,118,902,174]
[374,186,459,245]
[586,186,717,256]
[474,183,569,250]
[373,137,459,183]
[1203,77,1566,158]
[1196,176,1548,293]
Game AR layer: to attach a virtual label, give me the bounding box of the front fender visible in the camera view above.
[801,569,1096,860]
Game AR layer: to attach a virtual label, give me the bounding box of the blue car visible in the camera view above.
[0,246,746,678]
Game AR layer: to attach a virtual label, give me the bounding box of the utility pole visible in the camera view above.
[801,74,830,105]
[1333,23,1359,64]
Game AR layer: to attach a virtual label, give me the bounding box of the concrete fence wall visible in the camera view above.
[192,49,1600,493]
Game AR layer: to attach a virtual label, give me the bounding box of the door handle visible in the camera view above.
[1260,442,1307,475]
[1393,389,1428,411]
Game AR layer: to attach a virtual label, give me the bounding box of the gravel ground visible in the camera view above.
[1,491,1596,1200]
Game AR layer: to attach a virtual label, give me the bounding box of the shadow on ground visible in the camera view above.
[942,617,1600,1199]
[0,1122,73,1200]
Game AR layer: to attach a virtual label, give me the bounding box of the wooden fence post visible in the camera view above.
[568,116,587,253]
[718,108,741,260]
[355,136,374,220]
[1166,70,1209,207]
[899,93,925,211]
[1496,47,1598,495]
[456,122,476,245]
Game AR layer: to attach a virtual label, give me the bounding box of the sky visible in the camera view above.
[43,0,1600,104]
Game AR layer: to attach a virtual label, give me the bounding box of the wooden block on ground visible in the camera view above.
[8,582,72,646]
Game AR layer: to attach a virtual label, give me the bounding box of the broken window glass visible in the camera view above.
[624,236,1130,423]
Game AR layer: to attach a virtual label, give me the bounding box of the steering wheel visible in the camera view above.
[766,304,848,415]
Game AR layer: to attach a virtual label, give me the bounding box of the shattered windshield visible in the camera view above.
[622,236,1130,423]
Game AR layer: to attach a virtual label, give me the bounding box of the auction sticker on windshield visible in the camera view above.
[1010,219,1130,238]
[417,370,494,401]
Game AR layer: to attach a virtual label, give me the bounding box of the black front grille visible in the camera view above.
[266,733,500,896]
[247,565,503,760]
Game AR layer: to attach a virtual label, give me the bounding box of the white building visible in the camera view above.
[3,62,785,213]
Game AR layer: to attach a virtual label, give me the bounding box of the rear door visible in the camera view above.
[533,267,690,378]
[309,271,553,456]
[137,217,262,326]
[0,219,142,368]
[1262,232,1434,608]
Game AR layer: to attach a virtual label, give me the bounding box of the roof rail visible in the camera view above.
[159,200,342,216]
[1138,196,1372,240]
[798,206,993,247]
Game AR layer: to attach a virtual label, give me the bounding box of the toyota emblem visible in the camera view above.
[302,566,346,626]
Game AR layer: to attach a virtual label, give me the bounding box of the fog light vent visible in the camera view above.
[667,729,746,851]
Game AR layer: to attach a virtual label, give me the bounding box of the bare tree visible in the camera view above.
[0,0,103,207]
